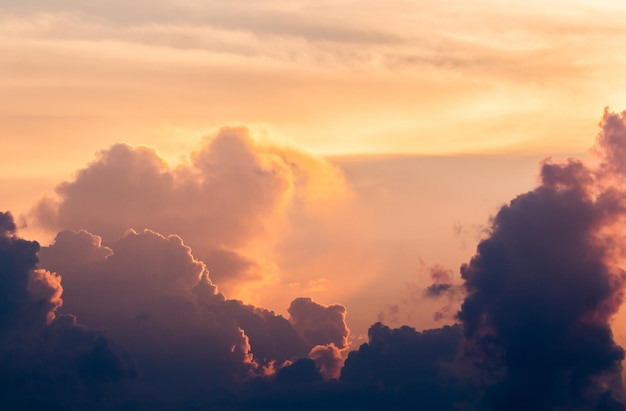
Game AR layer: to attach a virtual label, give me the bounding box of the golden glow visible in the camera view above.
[2,1,626,181]
[3,0,626,340]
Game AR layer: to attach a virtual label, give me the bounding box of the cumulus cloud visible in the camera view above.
[39,229,262,395]
[0,211,135,409]
[308,343,344,380]
[0,212,63,336]
[257,109,626,410]
[0,212,17,235]
[13,110,626,410]
[34,128,290,249]
[37,227,362,400]
[32,126,350,299]
[288,297,350,350]
[341,322,466,409]
[275,358,324,385]
[458,110,626,410]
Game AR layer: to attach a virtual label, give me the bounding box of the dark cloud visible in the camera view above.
[283,109,626,411]
[595,108,626,177]
[0,212,16,236]
[458,110,626,410]
[10,110,626,410]
[32,127,348,296]
[0,211,135,410]
[288,297,350,350]
[38,228,367,402]
[276,358,324,385]
[424,282,453,297]
[179,323,465,411]
[423,264,464,321]
[31,127,299,247]
[39,229,273,396]
[341,322,469,410]
[198,297,309,365]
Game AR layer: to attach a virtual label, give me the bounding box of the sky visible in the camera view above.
[3,1,626,410]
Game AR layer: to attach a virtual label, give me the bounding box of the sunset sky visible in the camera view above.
[3,1,626,410]
[3,0,626,167]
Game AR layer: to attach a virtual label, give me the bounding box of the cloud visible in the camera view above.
[0,213,63,332]
[423,264,464,321]
[288,297,350,350]
[340,322,467,410]
[275,358,323,385]
[458,110,626,410]
[0,212,17,235]
[38,227,362,401]
[243,109,626,410]
[197,297,309,366]
[39,228,266,395]
[14,109,626,409]
[0,211,135,409]
[32,127,350,300]
[423,264,456,298]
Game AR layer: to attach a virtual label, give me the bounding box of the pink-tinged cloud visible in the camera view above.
[423,264,464,321]
[39,228,269,393]
[288,297,350,350]
[309,343,344,380]
[31,126,350,299]
[9,110,626,410]
[38,227,357,399]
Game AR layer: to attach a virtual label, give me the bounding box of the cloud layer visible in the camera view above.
[6,110,626,409]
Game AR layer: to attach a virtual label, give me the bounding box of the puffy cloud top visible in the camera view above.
[288,297,350,350]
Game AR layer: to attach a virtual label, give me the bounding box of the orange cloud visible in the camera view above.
[32,127,351,300]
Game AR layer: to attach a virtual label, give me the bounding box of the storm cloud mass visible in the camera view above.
[4,111,626,409]
[457,110,626,410]
[0,212,135,410]
[37,228,350,401]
